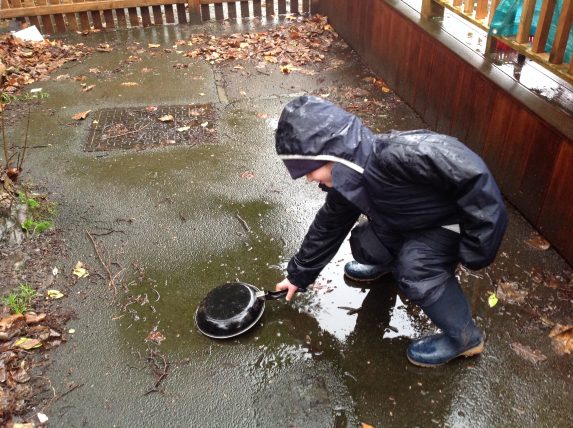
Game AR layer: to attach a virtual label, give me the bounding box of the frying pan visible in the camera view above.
[195,282,292,339]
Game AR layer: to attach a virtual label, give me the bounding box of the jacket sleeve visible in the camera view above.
[287,189,361,289]
[389,134,508,270]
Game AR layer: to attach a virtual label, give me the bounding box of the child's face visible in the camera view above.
[305,162,334,188]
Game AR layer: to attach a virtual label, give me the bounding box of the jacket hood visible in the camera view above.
[275,96,375,177]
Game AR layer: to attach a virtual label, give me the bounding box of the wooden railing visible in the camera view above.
[422,0,573,82]
[0,0,311,33]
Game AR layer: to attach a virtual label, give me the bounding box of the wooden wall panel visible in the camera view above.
[538,141,573,262]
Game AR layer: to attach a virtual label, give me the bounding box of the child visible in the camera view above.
[275,95,507,367]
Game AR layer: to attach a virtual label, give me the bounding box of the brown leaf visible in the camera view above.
[24,312,46,324]
[146,330,165,345]
[82,84,96,92]
[72,110,91,120]
[510,342,547,364]
[496,281,528,304]
[96,43,113,52]
[145,106,158,112]
[0,314,26,341]
[240,171,255,179]
[526,233,550,250]
[158,114,174,122]
[121,82,139,87]
[548,324,573,355]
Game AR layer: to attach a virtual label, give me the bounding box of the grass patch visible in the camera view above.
[2,283,37,314]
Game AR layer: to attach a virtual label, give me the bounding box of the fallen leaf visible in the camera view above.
[52,267,59,276]
[68,328,76,334]
[47,290,64,299]
[148,43,161,48]
[24,312,46,324]
[548,324,573,355]
[73,261,89,278]
[240,171,255,179]
[526,233,550,250]
[37,413,49,424]
[72,110,91,120]
[280,64,300,74]
[146,330,165,345]
[145,106,158,112]
[13,337,42,350]
[496,281,528,304]
[510,342,547,364]
[0,314,26,340]
[88,68,100,73]
[200,121,209,127]
[97,43,113,52]
[177,126,190,132]
[13,424,34,428]
[158,114,174,122]
[121,82,139,86]
[488,293,498,307]
[82,84,96,92]
[361,423,374,428]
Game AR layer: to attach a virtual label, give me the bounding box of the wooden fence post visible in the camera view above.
[310,0,321,14]
[188,0,201,24]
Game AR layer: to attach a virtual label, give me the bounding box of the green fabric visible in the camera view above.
[489,0,572,63]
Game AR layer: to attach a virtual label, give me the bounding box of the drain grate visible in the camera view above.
[84,104,217,152]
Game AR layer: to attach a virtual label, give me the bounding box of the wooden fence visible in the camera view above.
[422,0,573,84]
[0,0,311,33]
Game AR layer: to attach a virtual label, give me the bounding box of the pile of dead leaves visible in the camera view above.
[0,34,93,94]
[183,15,337,71]
[0,311,65,424]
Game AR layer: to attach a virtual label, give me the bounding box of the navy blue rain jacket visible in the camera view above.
[276,96,508,290]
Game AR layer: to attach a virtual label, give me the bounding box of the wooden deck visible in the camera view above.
[316,0,573,265]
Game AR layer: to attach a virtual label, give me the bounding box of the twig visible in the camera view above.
[144,350,170,395]
[55,383,84,401]
[235,212,251,233]
[104,122,150,139]
[2,110,7,169]
[152,287,161,302]
[17,104,31,171]
[86,230,117,293]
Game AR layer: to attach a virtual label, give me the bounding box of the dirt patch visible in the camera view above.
[0,195,77,426]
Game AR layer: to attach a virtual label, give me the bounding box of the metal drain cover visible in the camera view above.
[84,104,217,152]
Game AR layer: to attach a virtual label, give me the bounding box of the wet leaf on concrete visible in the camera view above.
[361,423,374,428]
[72,261,89,278]
[510,342,547,364]
[496,281,528,304]
[158,114,174,122]
[47,289,64,299]
[548,324,573,355]
[148,43,161,48]
[24,312,46,324]
[240,171,255,180]
[488,293,499,307]
[146,329,165,345]
[120,82,139,87]
[13,337,42,350]
[526,233,550,250]
[72,110,91,120]
[96,43,113,52]
[81,84,96,92]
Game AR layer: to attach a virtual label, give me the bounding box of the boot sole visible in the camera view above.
[343,271,390,283]
[407,340,485,368]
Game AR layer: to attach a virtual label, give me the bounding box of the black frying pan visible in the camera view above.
[195,282,290,339]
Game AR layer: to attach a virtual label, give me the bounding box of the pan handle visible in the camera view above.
[264,290,289,300]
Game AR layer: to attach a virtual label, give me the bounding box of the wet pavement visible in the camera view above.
[5,17,573,427]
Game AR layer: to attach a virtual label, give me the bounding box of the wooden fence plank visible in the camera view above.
[73,0,91,31]
[103,9,115,28]
[33,0,54,33]
[240,0,249,17]
[278,0,286,14]
[532,0,556,53]
[302,0,309,13]
[476,0,488,19]
[228,1,237,19]
[549,0,573,63]
[516,0,536,43]
[61,0,79,31]
[176,3,187,22]
[116,7,127,26]
[188,0,200,23]
[140,6,152,25]
[200,3,210,19]
[290,0,298,13]
[128,6,139,26]
[91,9,103,29]
[266,0,274,16]
[253,0,262,16]
[152,5,163,24]
[48,0,67,33]
[214,2,223,19]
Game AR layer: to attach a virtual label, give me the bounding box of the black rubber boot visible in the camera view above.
[344,261,389,282]
[407,280,484,367]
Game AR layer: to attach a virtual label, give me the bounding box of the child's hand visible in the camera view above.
[275,278,299,302]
